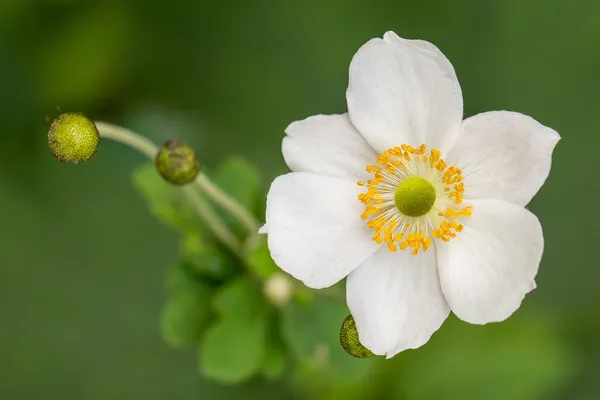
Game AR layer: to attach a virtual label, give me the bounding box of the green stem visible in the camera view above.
[181,186,243,256]
[194,173,261,235]
[94,121,244,256]
[94,121,344,301]
[95,122,159,159]
[95,121,260,238]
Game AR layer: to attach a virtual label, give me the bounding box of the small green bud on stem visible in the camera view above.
[48,112,100,163]
[155,140,200,185]
[340,314,374,358]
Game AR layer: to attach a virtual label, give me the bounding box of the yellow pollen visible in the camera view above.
[357,144,472,255]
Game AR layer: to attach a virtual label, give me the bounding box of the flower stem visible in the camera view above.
[95,122,260,238]
[194,173,261,235]
[94,121,244,256]
[180,186,243,256]
[95,121,159,159]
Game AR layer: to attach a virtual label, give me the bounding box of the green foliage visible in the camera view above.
[260,313,288,381]
[179,232,236,280]
[200,278,272,384]
[209,156,262,235]
[133,161,238,280]
[281,297,374,384]
[134,155,279,385]
[199,316,269,384]
[133,155,261,235]
[132,163,198,232]
[246,239,279,280]
[261,339,286,381]
[213,156,261,210]
[212,277,266,317]
[160,264,213,348]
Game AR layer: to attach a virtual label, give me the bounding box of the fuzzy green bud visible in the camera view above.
[340,314,374,358]
[155,140,199,185]
[48,113,100,163]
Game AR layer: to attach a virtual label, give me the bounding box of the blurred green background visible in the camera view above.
[1,0,599,398]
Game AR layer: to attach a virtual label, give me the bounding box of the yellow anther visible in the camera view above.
[357,143,472,255]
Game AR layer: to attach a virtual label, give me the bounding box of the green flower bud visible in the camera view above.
[340,314,374,358]
[48,112,100,163]
[155,140,199,186]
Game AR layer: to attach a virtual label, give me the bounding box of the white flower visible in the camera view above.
[261,31,560,358]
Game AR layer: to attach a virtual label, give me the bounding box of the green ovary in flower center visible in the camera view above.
[394,177,436,217]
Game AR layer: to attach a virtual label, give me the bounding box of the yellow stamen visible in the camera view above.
[357,144,473,255]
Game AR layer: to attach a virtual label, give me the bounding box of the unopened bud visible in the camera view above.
[48,112,100,163]
[263,272,293,307]
[340,314,374,358]
[155,139,199,185]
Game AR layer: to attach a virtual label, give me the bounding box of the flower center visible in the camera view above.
[357,144,473,255]
[394,177,436,217]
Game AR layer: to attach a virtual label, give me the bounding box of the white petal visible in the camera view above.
[265,172,379,289]
[258,224,268,234]
[282,114,376,181]
[447,111,560,206]
[347,246,450,358]
[346,31,463,155]
[390,33,457,81]
[436,198,544,324]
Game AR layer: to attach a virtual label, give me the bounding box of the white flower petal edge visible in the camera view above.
[447,111,560,206]
[347,246,450,358]
[282,114,377,182]
[436,198,543,324]
[258,224,268,234]
[392,33,458,83]
[265,172,380,289]
[346,31,463,155]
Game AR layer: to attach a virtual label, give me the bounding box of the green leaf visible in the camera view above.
[132,163,199,233]
[260,317,287,381]
[213,156,260,209]
[160,266,212,348]
[199,277,273,383]
[166,263,191,292]
[246,238,279,280]
[199,316,268,384]
[210,156,261,235]
[261,343,286,381]
[212,277,267,319]
[280,297,374,384]
[179,232,236,280]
